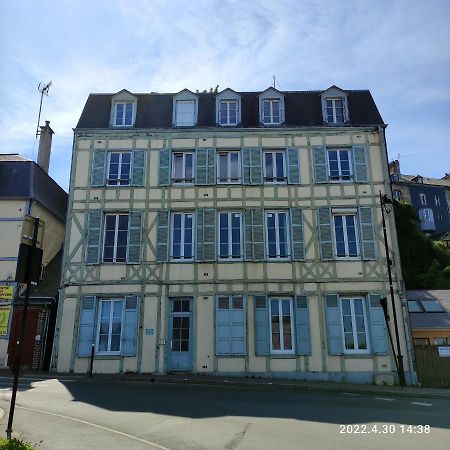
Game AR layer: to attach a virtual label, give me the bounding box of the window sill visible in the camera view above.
[216,354,247,358]
[93,354,122,359]
[269,354,296,358]
[218,258,244,262]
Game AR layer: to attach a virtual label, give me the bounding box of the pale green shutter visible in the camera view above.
[318,208,333,260]
[91,150,106,187]
[156,210,170,262]
[196,208,216,261]
[325,294,344,355]
[295,295,311,355]
[244,209,264,261]
[86,210,103,264]
[367,294,389,355]
[242,148,262,184]
[131,149,145,186]
[314,147,328,183]
[287,147,300,184]
[127,211,143,263]
[195,148,215,185]
[254,295,269,356]
[158,149,171,186]
[352,145,368,182]
[358,207,376,260]
[77,296,97,357]
[290,208,304,260]
[121,295,138,356]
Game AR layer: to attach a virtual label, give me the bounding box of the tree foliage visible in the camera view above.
[394,200,450,289]
[196,85,219,94]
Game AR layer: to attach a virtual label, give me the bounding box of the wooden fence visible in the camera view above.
[414,345,450,388]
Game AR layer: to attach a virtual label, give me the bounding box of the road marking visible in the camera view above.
[16,406,170,450]
[374,397,395,402]
[341,392,360,396]
[410,402,433,407]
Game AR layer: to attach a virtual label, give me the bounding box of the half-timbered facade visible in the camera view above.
[52,86,414,384]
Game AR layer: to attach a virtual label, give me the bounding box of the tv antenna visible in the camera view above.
[36,81,52,137]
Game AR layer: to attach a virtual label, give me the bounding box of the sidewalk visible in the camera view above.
[2,369,449,399]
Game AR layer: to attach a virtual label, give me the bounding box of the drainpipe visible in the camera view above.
[378,125,416,385]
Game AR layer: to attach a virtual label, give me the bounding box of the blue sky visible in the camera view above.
[1,0,449,190]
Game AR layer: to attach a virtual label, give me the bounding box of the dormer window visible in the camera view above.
[321,86,349,125]
[325,98,345,123]
[110,90,137,128]
[173,90,198,127]
[114,102,134,126]
[258,88,285,126]
[219,100,238,125]
[216,88,241,127]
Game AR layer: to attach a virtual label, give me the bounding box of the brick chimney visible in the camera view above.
[388,159,400,175]
[37,121,54,173]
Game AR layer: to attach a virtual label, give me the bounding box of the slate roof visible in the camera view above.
[407,290,450,330]
[76,90,385,129]
[399,175,450,188]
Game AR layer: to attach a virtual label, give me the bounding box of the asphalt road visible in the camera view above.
[0,375,449,450]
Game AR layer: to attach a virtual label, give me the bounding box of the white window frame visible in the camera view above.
[95,298,125,355]
[172,152,194,185]
[217,151,241,184]
[393,190,402,201]
[219,100,238,126]
[113,102,134,127]
[327,148,352,182]
[106,152,132,186]
[332,213,359,259]
[218,212,242,260]
[102,213,129,263]
[171,212,194,261]
[419,193,427,205]
[419,208,434,223]
[265,211,290,260]
[263,150,287,184]
[339,297,370,354]
[325,97,346,124]
[269,297,295,354]
[435,195,441,207]
[262,99,281,125]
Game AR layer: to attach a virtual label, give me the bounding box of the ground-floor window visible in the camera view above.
[96,298,125,354]
[216,294,246,355]
[270,297,294,354]
[339,297,369,353]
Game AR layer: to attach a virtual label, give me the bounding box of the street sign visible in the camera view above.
[0,285,14,301]
[21,216,45,248]
[0,304,12,337]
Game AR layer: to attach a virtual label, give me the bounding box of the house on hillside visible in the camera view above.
[52,85,414,385]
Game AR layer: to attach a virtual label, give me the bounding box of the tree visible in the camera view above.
[393,200,450,289]
[196,85,219,94]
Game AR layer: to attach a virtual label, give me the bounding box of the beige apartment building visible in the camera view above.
[52,86,415,384]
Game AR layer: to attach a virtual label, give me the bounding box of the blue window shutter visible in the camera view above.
[231,299,246,355]
[314,147,328,183]
[156,210,169,262]
[325,294,343,355]
[131,149,145,186]
[78,296,97,357]
[254,295,269,356]
[287,147,300,184]
[127,211,143,263]
[91,150,106,187]
[216,297,231,355]
[244,209,264,261]
[86,210,103,264]
[290,208,304,260]
[196,208,216,261]
[158,149,171,186]
[367,294,388,355]
[242,148,262,185]
[121,295,139,356]
[352,145,368,182]
[358,207,376,260]
[295,295,311,355]
[318,208,333,260]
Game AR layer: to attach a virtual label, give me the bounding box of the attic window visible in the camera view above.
[262,99,281,125]
[114,102,134,127]
[325,98,345,123]
[420,300,444,312]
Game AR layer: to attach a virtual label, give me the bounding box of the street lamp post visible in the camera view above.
[379,191,406,387]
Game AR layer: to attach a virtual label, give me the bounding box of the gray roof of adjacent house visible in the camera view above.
[0,158,68,222]
[76,90,385,129]
[407,290,450,330]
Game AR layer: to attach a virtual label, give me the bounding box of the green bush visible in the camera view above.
[0,438,35,450]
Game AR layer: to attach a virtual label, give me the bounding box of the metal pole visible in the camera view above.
[6,218,39,438]
[379,298,399,373]
[380,191,406,387]
[89,343,95,378]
